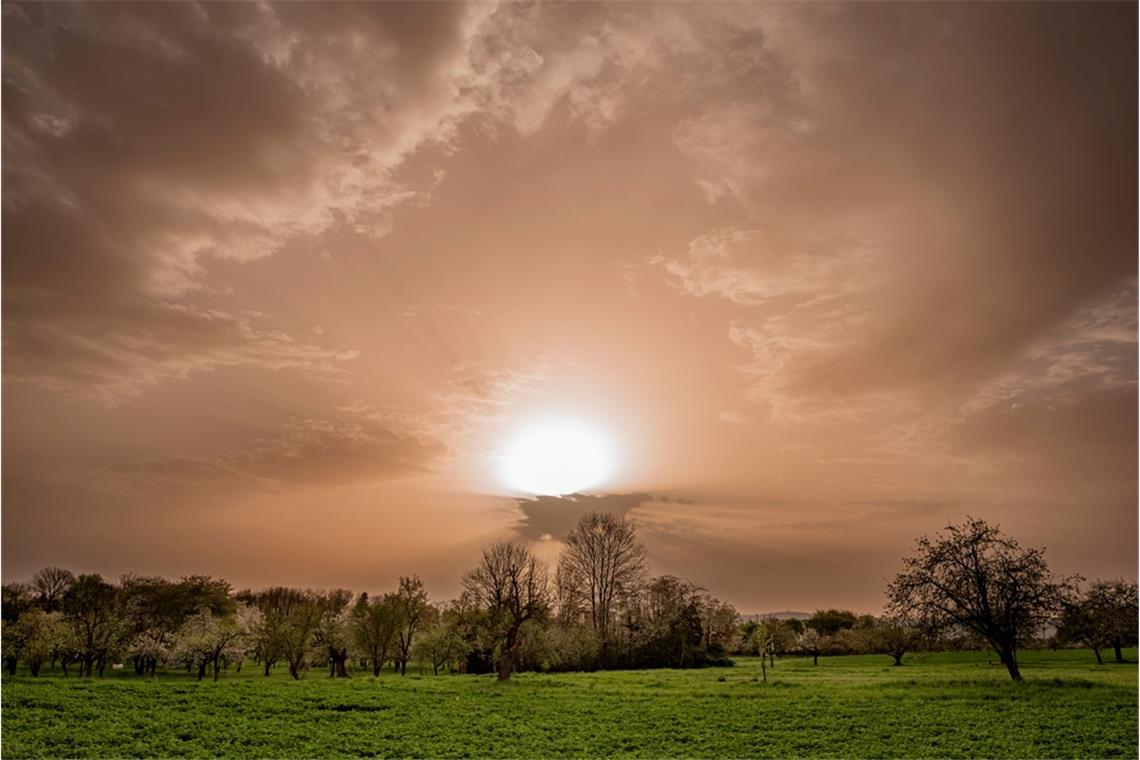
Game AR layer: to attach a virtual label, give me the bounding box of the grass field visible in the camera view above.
[2,650,1136,758]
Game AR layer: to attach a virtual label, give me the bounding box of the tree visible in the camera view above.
[749,619,779,683]
[30,567,74,612]
[644,575,705,669]
[463,541,551,681]
[169,608,246,681]
[557,512,647,646]
[887,517,1069,681]
[350,592,399,676]
[312,589,354,677]
[278,592,320,680]
[796,628,828,666]
[117,575,178,676]
[3,609,63,676]
[393,576,430,676]
[869,615,925,666]
[125,628,171,677]
[806,609,858,636]
[412,623,465,675]
[247,587,307,676]
[1087,579,1137,663]
[61,574,120,677]
[699,596,740,656]
[1061,580,1138,664]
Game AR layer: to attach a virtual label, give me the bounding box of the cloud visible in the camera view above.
[659,227,872,306]
[4,302,359,406]
[109,413,445,490]
[658,3,1136,433]
[511,492,655,543]
[5,3,668,404]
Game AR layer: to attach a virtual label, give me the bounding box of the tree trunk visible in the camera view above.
[1113,642,1124,663]
[497,650,512,681]
[197,662,207,681]
[812,652,818,667]
[769,653,775,669]
[30,661,42,677]
[289,663,300,680]
[264,660,272,677]
[5,656,17,676]
[332,650,349,678]
[760,657,767,684]
[213,659,221,681]
[373,663,381,677]
[892,653,904,666]
[1093,647,1103,665]
[1001,650,1022,681]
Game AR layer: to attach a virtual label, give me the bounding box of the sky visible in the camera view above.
[2,1,1136,613]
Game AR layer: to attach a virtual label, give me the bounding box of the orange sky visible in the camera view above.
[3,2,1136,613]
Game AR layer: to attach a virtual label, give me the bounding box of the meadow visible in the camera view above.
[2,649,1136,758]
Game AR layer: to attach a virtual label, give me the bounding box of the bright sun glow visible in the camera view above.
[499,417,617,496]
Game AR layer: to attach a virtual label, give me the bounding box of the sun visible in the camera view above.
[499,416,617,496]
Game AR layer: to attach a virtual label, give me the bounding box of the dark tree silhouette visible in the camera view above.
[557,512,647,647]
[463,541,550,681]
[886,517,1069,681]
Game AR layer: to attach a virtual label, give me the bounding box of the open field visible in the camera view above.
[2,650,1136,758]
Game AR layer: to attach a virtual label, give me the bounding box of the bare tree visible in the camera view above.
[887,517,1069,681]
[30,567,75,612]
[393,576,430,676]
[463,541,550,681]
[557,512,647,645]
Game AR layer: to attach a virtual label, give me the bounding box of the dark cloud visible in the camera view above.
[1,1,479,402]
[512,492,653,542]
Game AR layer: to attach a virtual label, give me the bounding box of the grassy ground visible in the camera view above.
[2,649,1136,758]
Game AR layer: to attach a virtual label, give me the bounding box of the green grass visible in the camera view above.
[2,650,1136,758]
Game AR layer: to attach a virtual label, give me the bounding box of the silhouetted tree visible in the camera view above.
[30,567,74,612]
[557,512,647,648]
[463,541,551,681]
[61,574,119,677]
[887,517,1069,681]
[1061,579,1138,664]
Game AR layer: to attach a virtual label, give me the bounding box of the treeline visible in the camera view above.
[2,515,1136,683]
[1,513,738,681]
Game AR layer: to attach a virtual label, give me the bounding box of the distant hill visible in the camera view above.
[741,610,811,622]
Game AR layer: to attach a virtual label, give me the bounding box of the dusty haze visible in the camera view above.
[2,1,1136,612]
